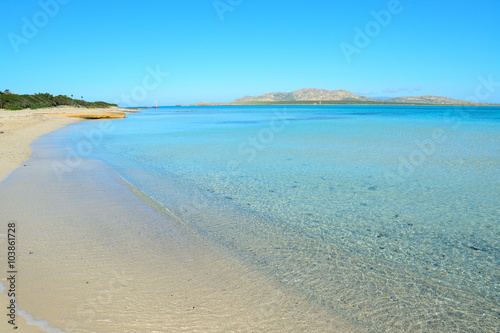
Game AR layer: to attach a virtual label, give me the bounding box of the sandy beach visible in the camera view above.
[0,108,361,332]
[0,107,128,332]
[0,107,127,181]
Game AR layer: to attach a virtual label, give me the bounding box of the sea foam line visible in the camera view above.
[0,281,65,332]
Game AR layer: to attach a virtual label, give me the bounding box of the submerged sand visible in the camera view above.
[0,108,361,332]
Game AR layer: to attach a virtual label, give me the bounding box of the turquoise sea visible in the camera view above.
[62,105,499,332]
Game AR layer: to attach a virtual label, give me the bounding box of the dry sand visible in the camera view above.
[0,107,362,332]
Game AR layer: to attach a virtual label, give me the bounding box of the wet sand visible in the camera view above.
[0,109,362,332]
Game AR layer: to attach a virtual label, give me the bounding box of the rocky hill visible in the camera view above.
[194,88,495,106]
[384,95,483,105]
[233,88,373,103]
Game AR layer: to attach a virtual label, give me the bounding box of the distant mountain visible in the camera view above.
[194,88,494,106]
[384,95,485,105]
[233,88,373,103]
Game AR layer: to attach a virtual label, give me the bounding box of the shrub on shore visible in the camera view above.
[0,91,118,110]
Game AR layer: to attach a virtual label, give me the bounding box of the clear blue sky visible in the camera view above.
[1,0,499,106]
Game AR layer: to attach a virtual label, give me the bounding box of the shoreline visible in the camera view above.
[0,108,361,332]
[0,107,130,181]
[0,106,131,332]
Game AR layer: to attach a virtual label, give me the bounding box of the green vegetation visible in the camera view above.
[0,90,118,110]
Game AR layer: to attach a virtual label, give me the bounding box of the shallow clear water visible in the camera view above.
[64,106,499,332]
